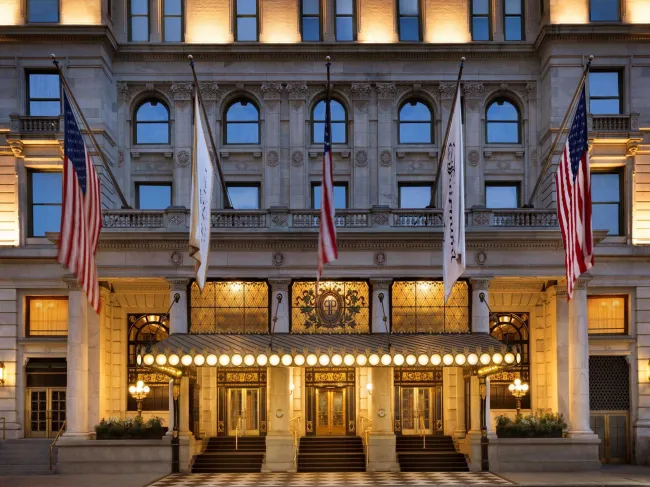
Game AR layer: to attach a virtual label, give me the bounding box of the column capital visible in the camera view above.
[269,279,290,292]
[370,279,392,290]
[574,274,592,290]
[470,277,493,291]
[166,278,190,292]
[63,276,81,291]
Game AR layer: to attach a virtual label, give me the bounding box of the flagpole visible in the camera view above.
[526,55,594,208]
[430,57,465,208]
[188,55,233,209]
[52,55,131,209]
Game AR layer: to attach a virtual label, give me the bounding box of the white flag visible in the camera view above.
[189,95,214,291]
[442,87,465,303]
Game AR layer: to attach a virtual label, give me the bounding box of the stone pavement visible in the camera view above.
[0,473,165,487]
[498,465,650,485]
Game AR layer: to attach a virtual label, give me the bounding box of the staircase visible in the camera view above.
[191,436,266,473]
[396,435,469,472]
[0,439,55,475]
[297,436,365,472]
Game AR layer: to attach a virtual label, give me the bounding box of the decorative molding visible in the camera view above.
[355,150,368,167]
[271,253,285,267]
[269,278,290,289]
[374,252,387,266]
[266,150,279,167]
[369,279,392,289]
[438,82,456,99]
[627,140,640,157]
[475,250,487,266]
[116,81,130,103]
[375,82,397,99]
[168,213,185,227]
[271,214,287,226]
[530,149,537,166]
[171,82,193,101]
[468,150,480,167]
[463,82,484,98]
[118,150,125,168]
[167,278,189,291]
[170,251,183,267]
[199,82,220,101]
[379,150,392,167]
[351,83,372,100]
[470,277,493,291]
[285,82,308,100]
[373,213,389,226]
[63,277,81,291]
[260,82,283,100]
[291,150,304,167]
[176,150,190,167]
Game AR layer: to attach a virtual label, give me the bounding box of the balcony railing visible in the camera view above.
[589,113,639,134]
[9,114,61,135]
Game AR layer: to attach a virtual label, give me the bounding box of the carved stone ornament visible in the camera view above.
[463,82,485,97]
[169,214,185,227]
[438,82,456,98]
[272,214,287,226]
[171,82,193,101]
[291,150,304,167]
[376,82,397,99]
[530,150,537,166]
[351,83,372,100]
[118,150,125,168]
[355,150,368,167]
[373,213,388,226]
[272,252,284,267]
[261,82,283,100]
[170,251,183,267]
[374,252,387,266]
[379,150,392,167]
[176,150,190,167]
[468,150,480,167]
[285,82,308,100]
[475,250,487,266]
[116,82,130,103]
[199,82,220,101]
[266,150,279,167]
[497,161,511,171]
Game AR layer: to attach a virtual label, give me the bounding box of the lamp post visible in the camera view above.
[128,380,150,417]
[508,378,529,417]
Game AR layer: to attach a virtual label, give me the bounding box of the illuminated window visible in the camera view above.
[128,0,150,42]
[224,99,260,144]
[312,99,346,144]
[26,297,68,337]
[471,0,491,41]
[590,0,619,21]
[190,281,269,333]
[335,0,356,41]
[27,72,61,116]
[592,170,623,236]
[399,99,433,144]
[134,99,170,144]
[136,183,172,209]
[589,71,622,115]
[28,0,59,23]
[486,183,519,208]
[226,183,260,209]
[235,0,258,41]
[301,0,321,41]
[162,0,184,42]
[486,98,520,143]
[504,0,524,41]
[312,183,348,209]
[391,281,469,333]
[29,171,62,237]
[490,312,530,409]
[398,0,421,41]
[588,296,627,334]
[398,183,432,208]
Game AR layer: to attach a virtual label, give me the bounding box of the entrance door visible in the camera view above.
[26,388,66,438]
[590,412,629,464]
[228,388,259,436]
[401,387,434,435]
[316,388,346,435]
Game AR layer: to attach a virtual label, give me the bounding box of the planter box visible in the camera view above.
[96,426,168,440]
[496,426,562,438]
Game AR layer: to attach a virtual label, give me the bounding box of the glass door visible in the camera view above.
[590,412,629,464]
[228,388,259,436]
[316,388,346,435]
[26,388,66,438]
[401,387,434,435]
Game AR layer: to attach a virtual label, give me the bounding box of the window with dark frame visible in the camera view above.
[128,0,150,42]
[589,71,622,115]
[398,183,433,208]
[224,99,260,144]
[26,297,68,337]
[301,0,321,41]
[28,0,59,23]
[225,183,261,209]
[313,99,347,144]
[471,0,490,41]
[235,0,259,41]
[27,72,61,116]
[486,98,520,143]
[162,0,183,42]
[335,0,355,41]
[590,0,619,21]
[504,0,524,41]
[136,183,172,209]
[29,170,62,238]
[134,99,170,144]
[486,183,519,208]
[398,99,433,144]
[587,295,627,334]
[398,0,421,41]
[591,170,623,236]
[312,183,348,209]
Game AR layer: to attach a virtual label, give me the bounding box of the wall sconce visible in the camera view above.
[290,383,295,395]
[0,362,4,385]
[366,383,373,395]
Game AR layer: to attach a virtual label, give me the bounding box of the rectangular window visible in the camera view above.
[235,0,258,41]
[29,171,62,237]
[28,0,59,23]
[589,71,622,115]
[163,0,183,42]
[504,0,523,41]
[588,295,627,334]
[398,0,421,41]
[26,297,68,337]
[471,0,490,41]
[301,0,321,41]
[486,183,519,208]
[590,0,619,21]
[335,0,355,41]
[225,183,261,210]
[398,183,432,208]
[592,170,623,236]
[136,183,172,209]
[129,0,150,42]
[312,183,348,209]
[27,73,61,116]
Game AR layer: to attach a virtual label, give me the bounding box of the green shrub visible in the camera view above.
[95,416,166,440]
[495,412,566,438]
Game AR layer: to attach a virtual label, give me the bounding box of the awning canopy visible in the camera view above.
[141,333,519,369]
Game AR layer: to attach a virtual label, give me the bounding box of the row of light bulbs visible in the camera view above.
[141,350,517,368]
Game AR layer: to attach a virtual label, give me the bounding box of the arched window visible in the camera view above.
[224,99,260,144]
[486,98,520,143]
[134,99,170,144]
[312,99,346,144]
[490,312,530,409]
[399,99,433,144]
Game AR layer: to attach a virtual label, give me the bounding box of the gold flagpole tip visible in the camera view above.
[51,54,56,60]
[326,56,331,62]
[460,56,466,62]
[588,55,595,61]
[188,54,193,61]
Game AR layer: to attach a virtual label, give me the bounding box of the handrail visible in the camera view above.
[357,415,373,467]
[419,417,426,450]
[49,419,66,470]
[0,417,5,441]
[235,417,242,450]
[289,415,301,470]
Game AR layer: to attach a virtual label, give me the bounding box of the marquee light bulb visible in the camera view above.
[293,354,305,366]
[492,353,503,365]
[257,354,268,366]
[430,354,442,366]
[143,354,155,366]
[381,354,392,366]
[344,354,355,366]
[442,354,454,366]
[206,354,218,366]
[244,354,256,366]
[467,353,479,365]
[393,354,405,366]
[193,354,205,366]
[281,354,293,366]
[181,354,192,366]
[319,354,330,366]
[306,354,318,366]
[169,354,180,366]
[455,354,466,366]
[356,354,368,366]
[504,352,515,364]
[269,354,281,366]
[219,354,230,366]
[418,354,429,366]
[406,354,416,366]
[332,354,343,366]
[155,354,167,366]
[480,353,491,365]
[232,354,243,366]
[369,354,380,366]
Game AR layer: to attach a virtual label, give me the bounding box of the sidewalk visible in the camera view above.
[498,466,650,485]
[0,473,165,487]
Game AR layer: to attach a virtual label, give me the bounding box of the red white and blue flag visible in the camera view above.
[556,86,593,299]
[57,91,103,313]
[317,96,338,285]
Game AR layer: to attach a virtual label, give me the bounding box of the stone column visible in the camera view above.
[269,279,290,333]
[367,367,399,472]
[375,83,396,207]
[443,368,457,435]
[166,379,176,437]
[370,279,391,334]
[171,82,193,208]
[62,278,89,439]
[546,284,570,419]
[87,287,109,435]
[454,368,466,439]
[263,367,294,472]
[463,82,486,208]
[261,84,283,207]
[179,376,191,435]
[286,82,308,209]
[351,84,371,208]
[470,277,493,333]
[167,278,189,334]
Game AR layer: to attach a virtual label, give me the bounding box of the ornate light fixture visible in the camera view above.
[0,362,4,385]
[508,378,529,416]
[129,380,150,417]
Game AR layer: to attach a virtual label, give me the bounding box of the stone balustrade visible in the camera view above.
[589,113,639,134]
[9,114,61,134]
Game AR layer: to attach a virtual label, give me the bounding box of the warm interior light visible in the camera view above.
[244,354,256,366]
[418,354,429,366]
[169,354,180,366]
[393,354,405,366]
[0,361,4,385]
[306,354,318,366]
[369,354,380,366]
[143,354,155,366]
[504,352,515,364]
[480,353,491,365]
[416,281,431,291]
[406,354,417,366]
[232,354,243,366]
[282,354,293,366]
[129,385,136,394]
[430,354,442,366]
[155,354,167,366]
[193,354,205,366]
[219,355,231,366]
[290,383,295,394]
[381,354,392,366]
[442,354,454,366]
[319,354,330,366]
[356,354,368,366]
[332,354,343,366]
[269,354,281,366]
[344,354,355,366]
[366,383,373,394]
[257,354,268,366]
[207,354,218,366]
[492,353,504,365]
[229,282,243,292]
[181,355,193,366]
[294,354,305,366]
[455,354,466,365]
[467,353,479,365]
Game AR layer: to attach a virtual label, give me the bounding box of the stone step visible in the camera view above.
[0,465,54,475]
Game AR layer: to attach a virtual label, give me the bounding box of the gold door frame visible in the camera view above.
[227,388,260,436]
[26,387,66,438]
[400,387,434,436]
[590,411,629,464]
[316,388,346,435]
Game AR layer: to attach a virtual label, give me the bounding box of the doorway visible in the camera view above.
[228,388,260,436]
[316,388,346,435]
[401,387,434,435]
[26,388,66,438]
[590,412,629,464]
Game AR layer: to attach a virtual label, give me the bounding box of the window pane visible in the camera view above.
[588,296,625,333]
[488,101,518,120]
[237,17,257,41]
[473,0,490,14]
[227,102,259,121]
[331,122,346,143]
[505,17,522,40]
[486,185,518,208]
[28,298,68,336]
[313,122,325,144]
[400,123,432,143]
[336,17,354,41]
[590,72,619,97]
[336,0,353,15]
[302,17,320,41]
[593,203,620,235]
[138,185,171,209]
[590,99,620,115]
[28,0,59,22]
[472,17,490,40]
[400,185,432,208]
[227,123,259,144]
[592,173,620,202]
[313,185,347,209]
[32,173,62,204]
[237,0,257,15]
[28,74,60,99]
[399,18,420,41]
[131,17,149,41]
[33,206,61,237]
[487,122,519,143]
[228,186,260,210]
[29,101,61,117]
[505,0,522,14]
[136,122,169,144]
[590,0,619,20]
[400,102,431,121]
[131,0,148,14]
[330,100,345,120]
[303,0,320,15]
[399,0,419,15]
[138,102,169,121]
[164,17,182,41]
[164,0,181,15]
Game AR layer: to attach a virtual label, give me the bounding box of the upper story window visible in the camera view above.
[398,183,432,208]
[29,170,62,238]
[301,0,322,41]
[136,183,172,209]
[399,99,433,144]
[335,0,356,41]
[504,0,524,41]
[26,297,68,337]
[224,99,260,144]
[588,295,627,334]
[28,0,59,23]
[226,183,261,209]
[486,98,520,143]
[398,0,421,41]
[162,0,184,42]
[486,183,519,208]
[590,0,619,21]
[134,99,170,144]
[235,0,259,41]
[128,0,150,41]
[589,71,622,115]
[27,73,60,116]
[313,99,346,144]
[592,170,623,236]
[312,182,348,209]
[471,0,491,41]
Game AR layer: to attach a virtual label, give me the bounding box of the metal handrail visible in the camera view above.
[49,419,66,470]
[235,417,242,450]
[357,416,373,467]
[289,415,301,470]
[419,416,426,449]
[0,417,5,441]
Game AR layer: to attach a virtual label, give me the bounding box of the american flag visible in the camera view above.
[317,96,338,285]
[57,91,103,313]
[556,86,593,299]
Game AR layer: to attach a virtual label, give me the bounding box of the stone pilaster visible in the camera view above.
[352,84,372,208]
[269,279,290,333]
[367,367,399,472]
[167,278,189,334]
[375,83,396,207]
[546,284,570,420]
[262,83,283,207]
[454,368,466,439]
[443,368,457,435]
[87,286,110,435]
[171,82,192,208]
[470,277,492,333]
[370,279,392,333]
[263,367,294,472]
[286,82,308,208]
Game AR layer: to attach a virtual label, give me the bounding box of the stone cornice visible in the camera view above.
[534,23,650,52]
[0,25,118,56]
